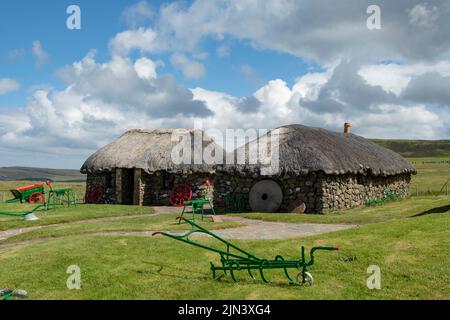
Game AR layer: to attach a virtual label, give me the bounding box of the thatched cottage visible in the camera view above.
[81,129,223,206]
[214,124,416,213]
[81,124,416,213]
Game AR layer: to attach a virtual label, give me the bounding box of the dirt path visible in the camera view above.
[0,206,357,249]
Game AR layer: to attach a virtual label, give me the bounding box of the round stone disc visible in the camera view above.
[249,180,283,212]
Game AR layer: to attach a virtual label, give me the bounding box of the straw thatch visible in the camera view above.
[222,124,416,177]
[80,129,223,174]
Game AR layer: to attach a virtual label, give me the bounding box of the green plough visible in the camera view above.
[1,288,28,300]
[0,204,45,221]
[153,217,339,285]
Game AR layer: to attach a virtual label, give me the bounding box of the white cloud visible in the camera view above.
[109,27,159,56]
[217,45,230,58]
[0,53,211,159]
[170,53,205,79]
[0,78,20,95]
[359,61,450,95]
[122,1,154,27]
[134,57,159,79]
[408,4,438,28]
[32,40,48,67]
[149,0,450,63]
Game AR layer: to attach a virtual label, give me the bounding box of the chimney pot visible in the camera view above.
[344,122,351,134]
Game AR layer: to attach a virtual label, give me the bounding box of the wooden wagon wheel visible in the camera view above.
[29,192,45,204]
[169,184,192,207]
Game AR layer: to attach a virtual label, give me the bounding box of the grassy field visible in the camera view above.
[0,180,86,203]
[236,196,450,225]
[0,204,448,299]
[0,156,449,300]
[408,157,450,195]
[372,139,450,157]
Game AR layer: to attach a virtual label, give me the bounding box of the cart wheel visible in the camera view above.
[296,272,314,286]
[29,192,45,204]
[85,184,105,204]
[169,184,192,207]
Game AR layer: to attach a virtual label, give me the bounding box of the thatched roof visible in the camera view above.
[219,124,416,177]
[81,129,223,174]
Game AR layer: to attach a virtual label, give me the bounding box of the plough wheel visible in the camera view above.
[169,184,192,207]
[29,192,45,204]
[85,184,105,204]
[296,272,314,286]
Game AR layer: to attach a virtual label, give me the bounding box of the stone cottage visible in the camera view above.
[213,124,416,213]
[80,129,223,206]
[81,124,416,213]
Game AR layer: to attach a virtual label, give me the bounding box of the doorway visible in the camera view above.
[121,169,135,205]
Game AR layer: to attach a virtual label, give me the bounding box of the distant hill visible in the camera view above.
[0,139,448,182]
[0,167,85,182]
[371,139,450,158]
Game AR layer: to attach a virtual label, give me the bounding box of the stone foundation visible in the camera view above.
[213,171,411,213]
[86,168,411,213]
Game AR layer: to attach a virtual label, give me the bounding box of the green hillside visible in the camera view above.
[0,166,85,182]
[371,139,450,158]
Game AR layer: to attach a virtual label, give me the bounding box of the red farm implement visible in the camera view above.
[0,181,77,221]
[2,183,46,204]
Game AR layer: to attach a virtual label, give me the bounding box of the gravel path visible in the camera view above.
[0,206,357,248]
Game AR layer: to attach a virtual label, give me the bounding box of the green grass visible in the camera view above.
[0,204,154,231]
[408,157,450,195]
[2,214,241,244]
[372,139,450,158]
[0,180,86,203]
[0,210,448,299]
[235,196,450,225]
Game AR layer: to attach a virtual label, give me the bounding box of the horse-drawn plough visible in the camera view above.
[153,217,339,286]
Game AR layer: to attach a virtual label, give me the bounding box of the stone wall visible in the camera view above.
[85,170,116,203]
[213,172,323,213]
[85,168,411,212]
[213,171,411,213]
[320,173,411,212]
[139,171,214,206]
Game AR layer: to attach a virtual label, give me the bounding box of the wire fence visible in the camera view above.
[411,181,449,197]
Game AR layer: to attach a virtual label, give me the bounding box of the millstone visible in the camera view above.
[249,180,283,212]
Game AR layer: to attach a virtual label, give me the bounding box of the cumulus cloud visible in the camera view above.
[408,3,438,28]
[109,27,159,56]
[151,0,450,63]
[122,1,154,27]
[0,78,20,95]
[0,53,212,160]
[32,40,48,67]
[170,53,205,79]
[193,61,448,140]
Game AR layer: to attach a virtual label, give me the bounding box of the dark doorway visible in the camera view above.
[121,169,135,205]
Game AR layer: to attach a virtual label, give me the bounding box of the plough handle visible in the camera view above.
[306,246,339,266]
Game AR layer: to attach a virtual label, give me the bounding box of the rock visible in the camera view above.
[287,200,306,213]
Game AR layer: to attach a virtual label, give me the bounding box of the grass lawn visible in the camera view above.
[235,196,450,225]
[0,207,448,299]
[0,181,86,202]
[0,204,154,231]
[2,213,241,244]
[407,157,450,195]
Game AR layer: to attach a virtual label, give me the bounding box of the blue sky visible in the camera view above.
[0,0,317,107]
[0,0,449,169]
